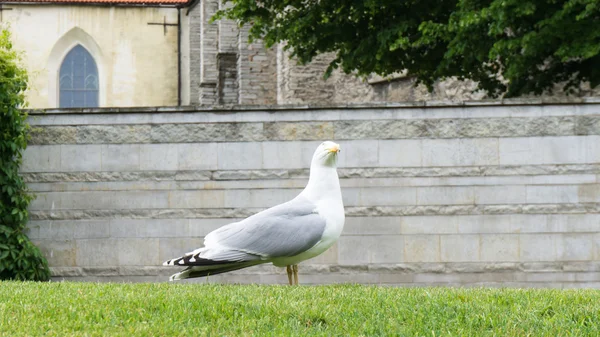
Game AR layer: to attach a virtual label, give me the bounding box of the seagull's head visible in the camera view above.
[312,141,340,168]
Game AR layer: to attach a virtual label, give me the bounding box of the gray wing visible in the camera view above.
[204,196,326,258]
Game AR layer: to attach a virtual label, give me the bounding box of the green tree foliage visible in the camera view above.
[0,29,50,281]
[216,0,600,97]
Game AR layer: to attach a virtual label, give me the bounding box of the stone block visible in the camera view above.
[334,120,406,139]
[595,234,600,261]
[343,217,402,235]
[530,174,597,185]
[298,273,381,285]
[480,234,520,262]
[500,136,592,165]
[406,118,461,138]
[457,138,499,166]
[359,187,417,206]
[527,185,579,204]
[261,141,318,169]
[541,136,589,164]
[117,238,160,266]
[30,126,77,145]
[110,219,189,238]
[499,137,541,165]
[101,145,140,171]
[338,235,404,264]
[21,145,61,172]
[25,221,42,239]
[264,122,334,140]
[509,214,554,233]
[59,191,169,210]
[29,192,61,210]
[556,234,594,261]
[404,235,440,262]
[457,214,550,234]
[223,189,298,208]
[401,216,458,234]
[217,142,263,169]
[340,187,361,206]
[178,143,218,170]
[77,125,151,144]
[158,238,203,262]
[378,140,422,167]
[37,220,110,239]
[50,267,84,277]
[578,184,600,203]
[35,239,76,267]
[575,115,600,135]
[475,186,528,204]
[169,190,225,208]
[422,138,498,167]
[76,239,119,266]
[337,140,379,168]
[60,145,102,172]
[189,218,238,237]
[421,139,458,167]
[176,171,212,181]
[309,242,338,264]
[140,144,179,171]
[520,234,557,262]
[459,216,493,235]
[418,186,476,205]
[548,214,600,232]
[378,273,416,284]
[440,235,480,262]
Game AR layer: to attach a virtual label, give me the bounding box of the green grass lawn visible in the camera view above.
[1,282,599,336]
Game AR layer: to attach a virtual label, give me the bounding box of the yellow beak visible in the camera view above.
[327,143,340,153]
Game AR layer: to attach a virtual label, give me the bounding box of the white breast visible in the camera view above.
[271,197,345,267]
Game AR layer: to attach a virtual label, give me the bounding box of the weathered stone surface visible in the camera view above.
[27,116,600,145]
[82,267,120,276]
[21,146,61,172]
[30,208,264,220]
[175,171,212,181]
[334,120,407,139]
[212,169,290,180]
[50,267,84,277]
[264,122,334,140]
[576,115,600,135]
[29,126,77,144]
[151,123,265,142]
[77,125,151,144]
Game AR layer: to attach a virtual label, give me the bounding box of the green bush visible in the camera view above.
[0,29,49,281]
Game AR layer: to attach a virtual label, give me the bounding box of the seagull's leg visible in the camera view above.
[292,264,299,285]
[286,265,293,285]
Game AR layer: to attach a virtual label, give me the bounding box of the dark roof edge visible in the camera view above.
[26,97,600,115]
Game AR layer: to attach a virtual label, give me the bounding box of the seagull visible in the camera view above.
[163,141,345,285]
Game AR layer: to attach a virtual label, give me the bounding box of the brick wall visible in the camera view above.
[23,100,600,287]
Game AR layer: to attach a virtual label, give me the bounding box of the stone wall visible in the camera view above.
[23,99,600,287]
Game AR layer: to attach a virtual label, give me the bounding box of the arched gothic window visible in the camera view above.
[59,45,99,108]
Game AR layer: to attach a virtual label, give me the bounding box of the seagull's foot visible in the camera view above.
[292,264,299,285]
[286,265,293,285]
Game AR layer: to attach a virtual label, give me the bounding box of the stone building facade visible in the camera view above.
[8,0,599,108]
[5,1,183,109]
[180,0,486,106]
[180,0,600,106]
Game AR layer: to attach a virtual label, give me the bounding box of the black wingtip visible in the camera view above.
[164,253,238,267]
